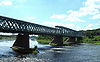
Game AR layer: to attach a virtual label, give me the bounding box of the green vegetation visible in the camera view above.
[0,35,16,40]
[81,28,100,44]
[37,35,52,44]
[37,39,51,44]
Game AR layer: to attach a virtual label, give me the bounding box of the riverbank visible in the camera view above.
[37,38,100,45]
[82,41,100,45]
[0,35,100,45]
[0,36,16,40]
[37,39,51,44]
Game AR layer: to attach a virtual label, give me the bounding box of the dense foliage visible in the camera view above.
[37,35,53,44]
[81,28,100,43]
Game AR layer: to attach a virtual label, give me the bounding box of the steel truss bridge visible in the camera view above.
[0,16,84,37]
[0,16,85,49]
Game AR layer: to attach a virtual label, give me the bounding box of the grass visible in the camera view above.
[0,36,16,39]
[82,41,100,44]
[81,36,100,44]
[37,39,51,44]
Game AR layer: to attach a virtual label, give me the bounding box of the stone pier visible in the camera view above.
[64,37,77,45]
[50,36,63,46]
[12,33,29,48]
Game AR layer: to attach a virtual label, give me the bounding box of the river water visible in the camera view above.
[0,39,100,62]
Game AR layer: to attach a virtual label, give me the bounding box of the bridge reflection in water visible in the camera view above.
[0,16,85,53]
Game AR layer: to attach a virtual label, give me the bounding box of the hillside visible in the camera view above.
[80,28,100,43]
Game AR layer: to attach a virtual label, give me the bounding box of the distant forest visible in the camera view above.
[80,28,100,43]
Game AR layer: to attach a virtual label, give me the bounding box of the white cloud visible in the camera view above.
[41,21,63,27]
[50,13,86,22]
[84,0,100,20]
[86,24,94,28]
[40,21,82,30]
[41,21,74,27]
[50,0,100,23]
[92,14,100,19]
[84,0,100,9]
[64,17,85,22]
[84,24,94,30]
[67,10,86,17]
[80,7,99,15]
[82,23,100,30]
[17,0,27,3]
[0,1,13,6]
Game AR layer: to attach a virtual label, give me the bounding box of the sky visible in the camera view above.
[0,0,100,31]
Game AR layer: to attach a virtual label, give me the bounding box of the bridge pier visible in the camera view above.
[50,36,63,46]
[11,33,39,54]
[64,37,77,45]
[12,33,29,48]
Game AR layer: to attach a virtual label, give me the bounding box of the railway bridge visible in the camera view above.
[0,16,85,49]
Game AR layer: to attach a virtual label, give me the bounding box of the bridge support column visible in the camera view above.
[50,36,63,46]
[64,37,77,45]
[12,33,29,48]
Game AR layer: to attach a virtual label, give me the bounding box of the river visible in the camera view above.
[0,39,100,62]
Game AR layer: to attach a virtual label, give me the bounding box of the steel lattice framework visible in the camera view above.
[0,16,84,37]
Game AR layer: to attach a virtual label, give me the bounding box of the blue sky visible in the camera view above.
[0,0,100,30]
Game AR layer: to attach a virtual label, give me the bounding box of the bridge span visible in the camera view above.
[0,16,85,49]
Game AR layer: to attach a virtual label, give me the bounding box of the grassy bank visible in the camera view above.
[37,39,51,44]
[82,40,100,44]
[81,35,100,44]
[81,28,100,44]
[37,35,52,44]
[0,35,16,40]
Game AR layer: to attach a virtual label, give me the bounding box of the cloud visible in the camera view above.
[79,7,99,15]
[0,1,13,6]
[17,0,27,3]
[50,0,100,22]
[84,0,100,19]
[40,21,82,30]
[84,0,100,9]
[92,14,100,19]
[85,24,94,30]
[41,21,92,30]
[83,23,100,30]
[41,21,75,27]
[64,17,85,22]
[41,21,63,27]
